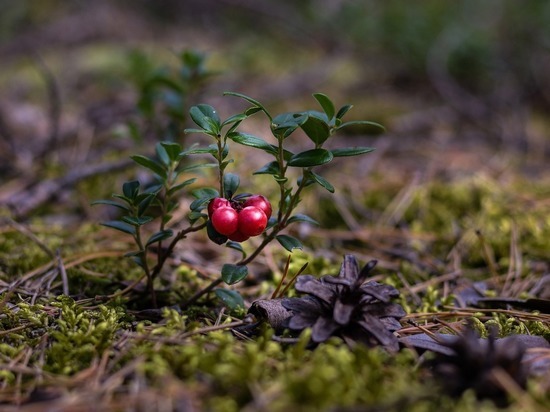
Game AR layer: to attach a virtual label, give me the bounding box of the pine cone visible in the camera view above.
[430,326,528,407]
[282,255,406,351]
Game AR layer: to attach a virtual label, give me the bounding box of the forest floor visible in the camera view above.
[0,2,549,411]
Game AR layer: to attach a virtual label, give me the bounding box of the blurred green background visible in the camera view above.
[1,0,549,190]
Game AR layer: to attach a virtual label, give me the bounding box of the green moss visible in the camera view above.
[2,159,550,411]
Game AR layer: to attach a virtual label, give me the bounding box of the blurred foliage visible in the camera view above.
[125,50,215,141]
[2,0,549,113]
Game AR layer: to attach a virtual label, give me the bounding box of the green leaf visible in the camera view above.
[137,193,157,216]
[192,187,219,199]
[177,163,217,174]
[131,255,146,269]
[100,221,136,236]
[160,142,182,162]
[221,113,247,127]
[189,104,221,134]
[214,289,245,310]
[122,181,140,200]
[336,104,353,119]
[131,155,167,179]
[337,120,385,133]
[155,143,170,166]
[145,229,173,247]
[300,111,331,145]
[253,161,280,175]
[221,264,248,285]
[223,91,271,120]
[276,235,303,252]
[313,93,335,120]
[183,128,207,135]
[331,147,375,157]
[226,241,247,259]
[309,171,335,193]
[91,199,131,212]
[181,146,218,156]
[227,132,277,155]
[188,211,207,223]
[144,184,163,195]
[224,173,240,198]
[206,220,228,244]
[288,148,333,167]
[271,112,308,139]
[122,216,154,226]
[124,250,143,258]
[112,193,132,204]
[287,214,319,226]
[167,178,196,196]
[189,196,210,212]
[245,106,263,116]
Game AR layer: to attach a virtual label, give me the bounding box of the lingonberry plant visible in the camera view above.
[94,92,383,308]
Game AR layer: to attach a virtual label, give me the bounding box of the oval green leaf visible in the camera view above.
[189,104,221,134]
[167,178,197,196]
[253,161,280,176]
[160,142,182,162]
[276,235,303,252]
[337,120,385,134]
[336,104,353,119]
[300,112,331,145]
[309,171,335,193]
[226,241,247,259]
[287,214,319,226]
[91,200,131,212]
[214,289,245,310]
[221,113,247,127]
[137,193,157,216]
[122,180,140,200]
[271,112,308,139]
[331,147,375,157]
[288,148,333,167]
[192,187,219,199]
[221,264,248,285]
[313,93,335,120]
[100,221,136,236]
[131,155,167,179]
[122,216,154,226]
[223,91,271,120]
[146,229,174,247]
[224,173,240,198]
[228,132,277,155]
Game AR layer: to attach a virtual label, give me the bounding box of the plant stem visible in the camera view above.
[151,221,207,279]
[183,176,308,308]
[276,136,288,222]
[183,155,310,308]
[217,137,225,197]
[134,225,156,308]
[155,164,175,272]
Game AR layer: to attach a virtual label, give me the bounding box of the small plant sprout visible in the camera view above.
[94,92,383,308]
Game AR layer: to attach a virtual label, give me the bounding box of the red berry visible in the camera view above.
[208,197,230,218]
[243,195,272,219]
[211,206,239,235]
[238,206,267,236]
[227,229,250,242]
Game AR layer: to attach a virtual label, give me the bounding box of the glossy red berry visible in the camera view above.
[243,195,272,219]
[211,206,239,235]
[208,197,231,218]
[238,206,268,236]
[227,229,250,242]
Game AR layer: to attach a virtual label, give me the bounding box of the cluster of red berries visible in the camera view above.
[208,195,272,243]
